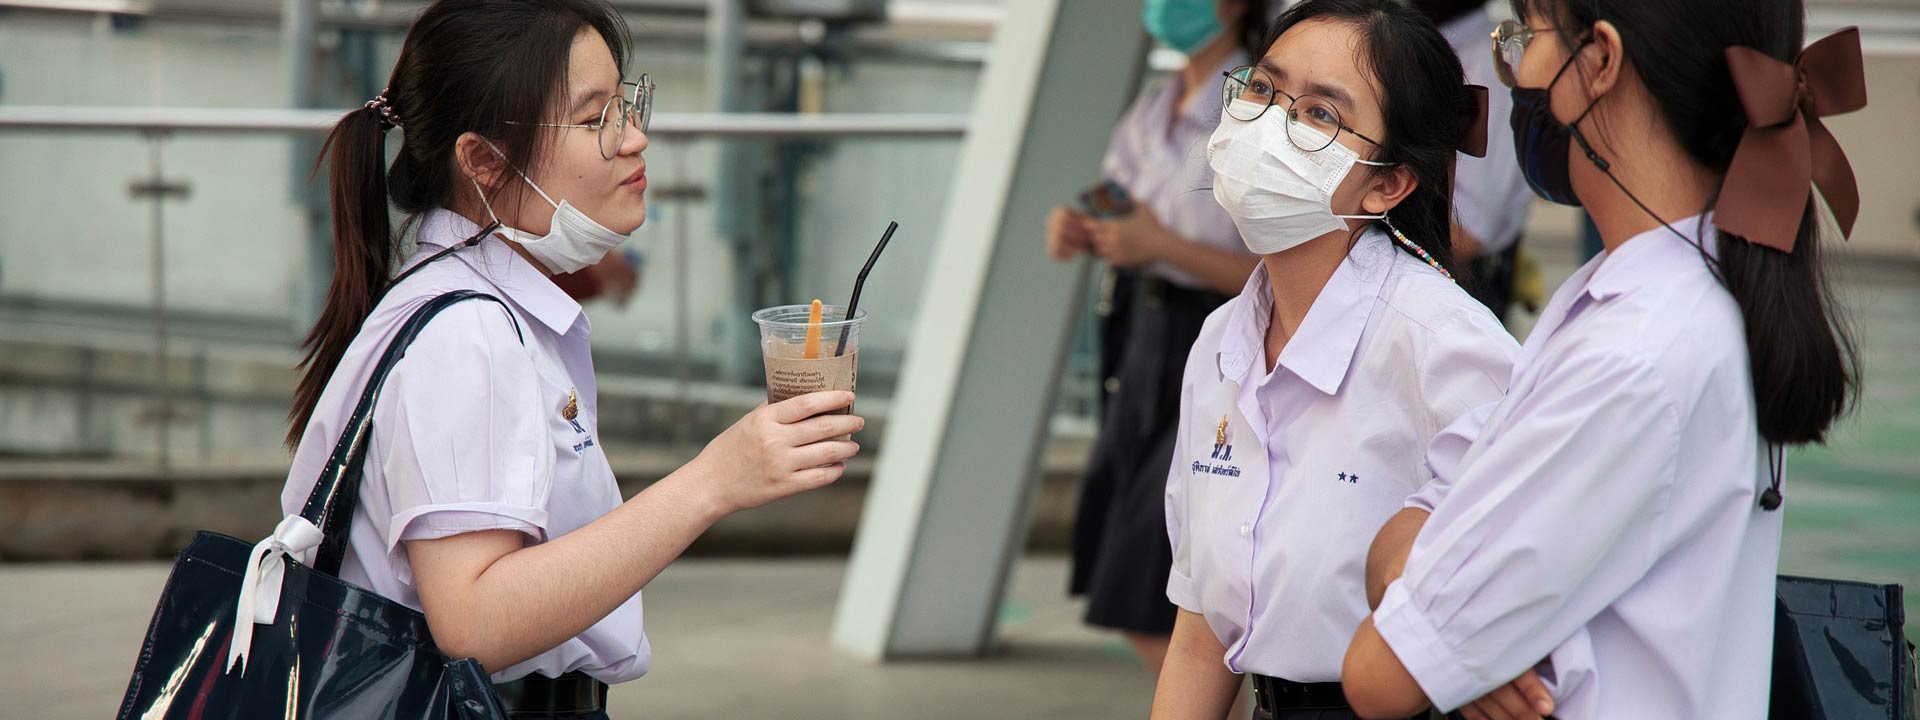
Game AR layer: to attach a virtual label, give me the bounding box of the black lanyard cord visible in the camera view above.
[1761,442,1784,511]
[384,220,501,295]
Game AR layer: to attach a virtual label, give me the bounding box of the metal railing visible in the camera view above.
[0,107,970,136]
[0,108,969,471]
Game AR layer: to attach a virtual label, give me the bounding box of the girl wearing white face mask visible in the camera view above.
[1052,0,1273,677]
[280,2,863,717]
[1149,2,1524,719]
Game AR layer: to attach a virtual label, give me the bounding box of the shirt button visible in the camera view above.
[1239,523,1252,537]
[1104,377,1121,394]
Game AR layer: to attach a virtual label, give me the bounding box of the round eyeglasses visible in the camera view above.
[1490,20,1559,89]
[507,74,655,160]
[1220,65,1381,153]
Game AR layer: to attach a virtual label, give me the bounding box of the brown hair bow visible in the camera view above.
[1459,84,1489,158]
[1713,28,1867,253]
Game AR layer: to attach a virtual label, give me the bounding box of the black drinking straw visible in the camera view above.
[834,221,898,357]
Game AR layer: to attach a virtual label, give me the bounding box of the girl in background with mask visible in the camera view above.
[1413,0,1536,322]
[1051,0,1271,674]
[1150,2,1519,718]
[281,2,863,716]
[1343,0,1865,717]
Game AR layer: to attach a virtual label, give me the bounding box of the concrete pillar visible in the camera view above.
[831,0,1150,658]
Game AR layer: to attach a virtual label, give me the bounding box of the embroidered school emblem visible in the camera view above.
[563,388,579,421]
[1193,413,1242,477]
[1211,415,1234,462]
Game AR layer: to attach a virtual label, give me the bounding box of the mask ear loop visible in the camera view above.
[471,177,508,228]
[478,138,560,210]
[1380,215,1453,281]
[1331,157,1396,221]
[1539,33,1613,174]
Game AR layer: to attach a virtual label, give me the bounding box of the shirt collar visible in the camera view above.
[414,208,585,336]
[1163,54,1241,130]
[1216,265,1270,384]
[1217,228,1395,395]
[1583,212,1714,303]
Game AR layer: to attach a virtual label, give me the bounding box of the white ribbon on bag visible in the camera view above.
[225,514,324,676]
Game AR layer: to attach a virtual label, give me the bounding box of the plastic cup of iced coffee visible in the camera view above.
[751,304,865,414]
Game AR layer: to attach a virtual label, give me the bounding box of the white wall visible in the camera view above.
[0,15,303,315]
[0,12,975,371]
[1826,51,1920,260]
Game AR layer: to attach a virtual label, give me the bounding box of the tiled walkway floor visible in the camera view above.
[2,242,1914,719]
[1778,261,1920,624]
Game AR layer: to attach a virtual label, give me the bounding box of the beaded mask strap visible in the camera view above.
[1380,217,1452,281]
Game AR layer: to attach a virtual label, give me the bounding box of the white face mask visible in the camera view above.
[472,141,629,275]
[1207,98,1393,255]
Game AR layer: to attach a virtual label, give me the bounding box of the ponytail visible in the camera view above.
[1515,0,1861,445]
[1713,206,1860,446]
[287,105,396,448]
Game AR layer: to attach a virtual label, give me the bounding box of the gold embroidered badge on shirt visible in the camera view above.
[563,388,579,421]
[1216,415,1230,447]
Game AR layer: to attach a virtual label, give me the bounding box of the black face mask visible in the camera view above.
[1509,42,1606,206]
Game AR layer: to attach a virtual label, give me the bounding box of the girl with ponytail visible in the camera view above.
[281,2,863,713]
[1344,0,1866,717]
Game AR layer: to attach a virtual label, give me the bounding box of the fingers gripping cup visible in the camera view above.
[752,304,865,410]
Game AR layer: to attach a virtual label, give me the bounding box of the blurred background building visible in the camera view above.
[0,0,1915,717]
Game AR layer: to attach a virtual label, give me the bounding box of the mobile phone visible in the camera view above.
[1076,179,1135,219]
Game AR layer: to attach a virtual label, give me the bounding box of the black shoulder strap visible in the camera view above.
[298,290,525,577]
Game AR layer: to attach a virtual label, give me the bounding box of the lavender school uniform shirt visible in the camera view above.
[1165,227,1518,681]
[280,208,649,684]
[1101,54,1252,289]
[1378,214,1781,718]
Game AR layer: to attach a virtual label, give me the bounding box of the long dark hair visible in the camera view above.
[1514,0,1859,445]
[288,0,631,448]
[1259,0,1480,278]
[1234,0,1275,60]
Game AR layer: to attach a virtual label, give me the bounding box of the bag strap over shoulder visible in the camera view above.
[297,290,525,577]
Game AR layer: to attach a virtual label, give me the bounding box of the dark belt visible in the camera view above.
[494,671,607,715]
[1250,676,1551,720]
[1252,674,1351,712]
[1138,275,1229,311]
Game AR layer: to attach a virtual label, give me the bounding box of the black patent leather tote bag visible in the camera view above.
[1771,575,1915,719]
[117,291,520,720]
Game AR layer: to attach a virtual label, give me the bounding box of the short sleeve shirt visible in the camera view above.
[280,208,649,684]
